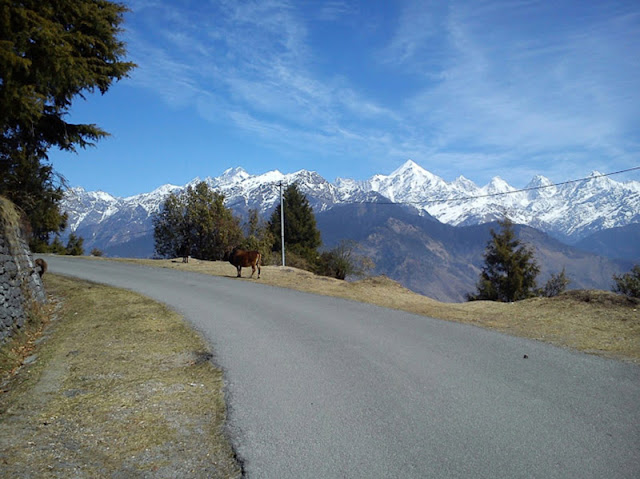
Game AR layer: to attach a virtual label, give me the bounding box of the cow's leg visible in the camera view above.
[250,264,256,278]
[257,263,261,279]
[237,265,242,277]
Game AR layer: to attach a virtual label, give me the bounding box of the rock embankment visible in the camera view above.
[0,197,46,343]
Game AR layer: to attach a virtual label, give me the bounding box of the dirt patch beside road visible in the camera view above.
[0,275,241,478]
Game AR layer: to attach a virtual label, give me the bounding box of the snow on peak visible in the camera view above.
[485,176,513,194]
[452,175,477,192]
[252,169,285,184]
[390,159,429,177]
[60,163,640,247]
[88,190,118,202]
[68,186,86,195]
[220,167,250,183]
[150,183,181,195]
[526,175,553,188]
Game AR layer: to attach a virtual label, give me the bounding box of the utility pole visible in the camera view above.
[279,181,285,266]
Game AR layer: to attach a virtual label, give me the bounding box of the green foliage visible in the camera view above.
[316,240,374,280]
[0,0,135,245]
[153,182,243,261]
[1,152,68,249]
[268,183,322,266]
[612,265,640,299]
[49,236,67,254]
[280,250,313,271]
[90,248,104,257]
[468,218,540,302]
[65,233,84,256]
[239,209,276,264]
[542,268,570,297]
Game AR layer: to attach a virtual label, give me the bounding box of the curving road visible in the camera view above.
[46,256,640,479]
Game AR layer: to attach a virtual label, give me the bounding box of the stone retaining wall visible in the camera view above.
[0,198,46,344]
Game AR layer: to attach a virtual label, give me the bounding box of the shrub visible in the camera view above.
[612,265,640,299]
[91,248,104,257]
[316,240,374,280]
[542,268,570,297]
[282,250,312,271]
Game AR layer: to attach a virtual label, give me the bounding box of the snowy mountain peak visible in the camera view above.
[149,183,181,195]
[185,177,202,188]
[60,160,640,251]
[485,177,514,194]
[584,171,616,188]
[390,159,425,176]
[252,169,284,185]
[219,167,250,184]
[526,175,553,188]
[389,160,443,184]
[288,169,327,186]
[452,175,477,193]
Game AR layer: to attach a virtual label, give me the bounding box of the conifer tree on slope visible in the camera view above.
[468,218,540,302]
[268,183,322,265]
[0,0,135,248]
[241,209,276,263]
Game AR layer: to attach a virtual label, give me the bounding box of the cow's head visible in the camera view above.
[222,246,239,262]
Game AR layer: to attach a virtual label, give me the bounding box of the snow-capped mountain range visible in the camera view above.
[61,160,640,253]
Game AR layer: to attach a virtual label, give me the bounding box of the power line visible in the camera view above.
[356,165,640,206]
[74,165,640,237]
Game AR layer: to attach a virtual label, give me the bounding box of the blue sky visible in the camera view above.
[49,0,640,198]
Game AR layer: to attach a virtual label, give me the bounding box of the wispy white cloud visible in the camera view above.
[123,0,402,161]
[393,0,640,182]
[378,0,448,69]
[316,1,355,22]
[121,0,640,184]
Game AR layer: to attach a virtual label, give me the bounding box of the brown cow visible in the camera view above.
[225,248,261,279]
[35,258,47,278]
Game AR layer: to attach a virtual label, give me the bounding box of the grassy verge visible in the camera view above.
[0,295,51,384]
[0,274,241,478]
[111,257,640,363]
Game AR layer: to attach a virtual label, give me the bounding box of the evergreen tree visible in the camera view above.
[0,0,135,244]
[49,236,67,254]
[65,233,84,256]
[153,182,243,261]
[1,151,68,251]
[468,218,540,302]
[268,183,321,265]
[240,209,276,263]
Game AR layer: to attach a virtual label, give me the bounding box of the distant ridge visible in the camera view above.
[60,161,638,302]
[62,160,640,246]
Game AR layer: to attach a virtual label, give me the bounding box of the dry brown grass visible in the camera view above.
[0,275,241,478]
[109,257,640,363]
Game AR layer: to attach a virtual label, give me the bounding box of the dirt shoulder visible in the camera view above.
[0,275,241,478]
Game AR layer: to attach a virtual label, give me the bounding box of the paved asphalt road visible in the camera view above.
[46,256,639,478]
